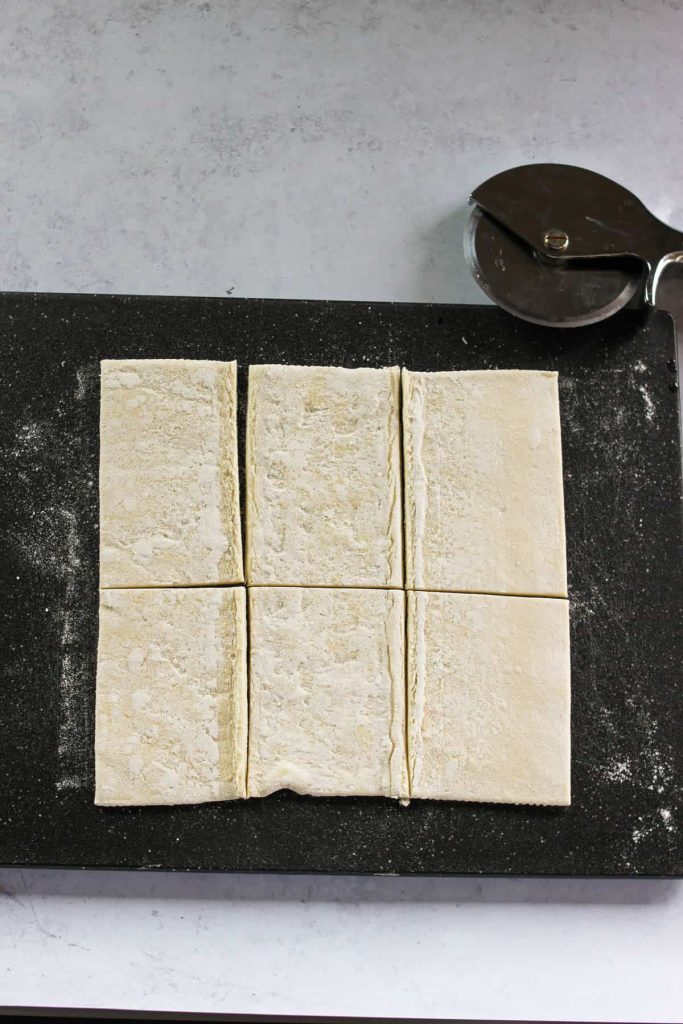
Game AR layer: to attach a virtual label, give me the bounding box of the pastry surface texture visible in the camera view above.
[95,586,248,806]
[407,590,571,805]
[402,369,567,597]
[99,359,243,587]
[246,364,402,587]
[248,586,408,799]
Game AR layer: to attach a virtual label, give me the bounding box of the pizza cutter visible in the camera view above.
[464,163,683,328]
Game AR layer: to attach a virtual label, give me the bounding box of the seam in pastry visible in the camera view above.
[405,586,569,601]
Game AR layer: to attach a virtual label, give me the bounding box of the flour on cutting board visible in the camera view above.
[9,496,93,792]
[559,362,677,868]
[8,363,97,793]
[632,359,658,423]
[602,759,632,783]
[638,384,656,422]
[56,507,89,790]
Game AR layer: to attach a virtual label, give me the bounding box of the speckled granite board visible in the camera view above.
[1,292,681,876]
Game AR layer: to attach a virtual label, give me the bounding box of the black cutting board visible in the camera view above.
[0,292,681,876]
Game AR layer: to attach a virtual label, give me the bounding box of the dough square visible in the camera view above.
[402,369,567,597]
[99,359,243,588]
[246,364,403,588]
[248,587,407,798]
[407,591,570,805]
[95,586,248,806]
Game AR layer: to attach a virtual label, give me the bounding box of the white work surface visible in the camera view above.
[1,2,681,1021]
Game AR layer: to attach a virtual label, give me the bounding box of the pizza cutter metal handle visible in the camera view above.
[651,248,683,306]
[469,164,683,321]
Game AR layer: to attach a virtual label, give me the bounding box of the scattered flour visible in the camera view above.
[603,759,632,783]
[632,808,676,845]
[56,508,88,779]
[9,383,97,794]
[660,808,674,832]
[638,383,656,422]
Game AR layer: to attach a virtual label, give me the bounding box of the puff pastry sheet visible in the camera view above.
[99,359,243,588]
[407,590,570,805]
[95,586,248,806]
[248,587,408,799]
[246,364,403,587]
[402,369,567,597]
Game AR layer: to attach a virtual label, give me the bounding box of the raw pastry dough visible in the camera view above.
[248,587,407,798]
[402,369,567,597]
[95,586,248,805]
[99,359,243,587]
[246,364,402,587]
[407,590,570,805]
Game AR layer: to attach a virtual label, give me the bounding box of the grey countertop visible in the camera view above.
[1,1,681,1020]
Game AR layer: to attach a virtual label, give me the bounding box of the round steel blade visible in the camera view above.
[464,205,643,328]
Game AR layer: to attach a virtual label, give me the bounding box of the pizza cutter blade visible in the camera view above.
[465,164,683,328]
